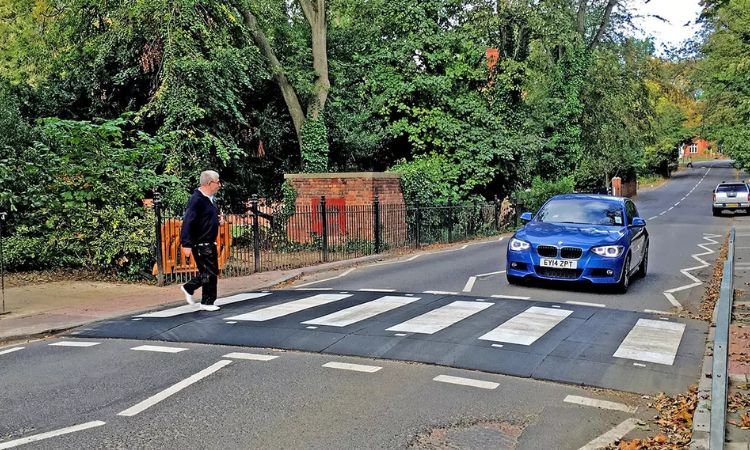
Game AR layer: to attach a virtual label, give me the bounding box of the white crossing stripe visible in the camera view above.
[387,301,491,334]
[0,421,106,449]
[578,418,639,450]
[226,293,351,321]
[131,345,188,353]
[223,352,278,361]
[48,341,100,347]
[322,362,382,373]
[563,395,637,413]
[302,296,419,327]
[478,306,572,345]
[0,347,24,356]
[137,292,271,318]
[118,360,232,416]
[433,375,498,390]
[613,318,685,365]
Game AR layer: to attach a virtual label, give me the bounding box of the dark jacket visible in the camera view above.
[180,189,219,248]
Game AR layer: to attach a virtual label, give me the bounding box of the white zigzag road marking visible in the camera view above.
[662,234,721,309]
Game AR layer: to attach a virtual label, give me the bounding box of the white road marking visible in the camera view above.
[491,294,530,300]
[137,292,271,317]
[0,347,24,356]
[634,363,646,367]
[423,290,458,295]
[296,268,356,287]
[498,236,504,241]
[226,321,237,324]
[565,301,605,308]
[476,270,505,277]
[358,288,396,292]
[433,375,498,390]
[0,421,106,449]
[648,216,657,220]
[682,197,687,201]
[226,293,351,321]
[491,344,504,348]
[551,305,561,308]
[394,333,407,336]
[644,309,675,315]
[662,233,721,309]
[463,277,477,292]
[118,360,232,416]
[131,318,142,321]
[131,345,188,353]
[563,395,637,413]
[322,362,382,373]
[387,301,491,334]
[222,352,278,361]
[295,287,333,291]
[303,296,419,327]
[659,211,666,215]
[675,202,681,206]
[49,341,99,347]
[479,306,572,345]
[578,418,639,450]
[613,319,685,365]
[668,206,674,211]
[306,326,318,329]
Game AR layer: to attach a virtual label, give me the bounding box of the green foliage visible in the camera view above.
[0,116,175,275]
[391,153,459,205]
[513,176,576,214]
[301,116,329,172]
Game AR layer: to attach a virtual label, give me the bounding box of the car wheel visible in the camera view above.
[637,242,648,278]
[507,274,523,285]
[616,254,631,294]
[713,208,721,217]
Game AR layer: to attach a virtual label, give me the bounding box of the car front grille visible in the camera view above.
[560,247,583,259]
[537,245,557,257]
[536,267,582,279]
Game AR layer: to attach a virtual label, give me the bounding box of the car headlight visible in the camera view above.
[509,238,530,251]
[592,245,624,257]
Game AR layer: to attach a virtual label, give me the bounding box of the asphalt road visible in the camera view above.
[0,160,738,449]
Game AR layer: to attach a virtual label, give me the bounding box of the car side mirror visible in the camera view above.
[630,217,646,227]
[520,212,533,223]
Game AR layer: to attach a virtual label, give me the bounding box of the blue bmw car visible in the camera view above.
[506,194,648,293]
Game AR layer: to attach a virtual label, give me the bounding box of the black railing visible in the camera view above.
[152,196,516,285]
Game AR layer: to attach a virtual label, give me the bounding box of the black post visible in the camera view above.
[373,195,381,254]
[251,194,260,273]
[0,212,6,314]
[321,196,329,262]
[153,192,164,286]
[447,199,453,243]
[494,195,500,231]
[415,201,421,249]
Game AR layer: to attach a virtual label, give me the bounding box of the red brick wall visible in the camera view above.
[283,173,406,243]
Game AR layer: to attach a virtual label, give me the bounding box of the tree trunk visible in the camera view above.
[587,0,618,51]
[300,0,330,119]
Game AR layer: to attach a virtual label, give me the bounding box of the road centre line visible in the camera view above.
[648,216,657,220]
[296,268,356,287]
[563,395,637,413]
[463,277,477,292]
[0,421,106,450]
[0,347,24,356]
[565,301,605,308]
[49,341,99,347]
[491,294,530,300]
[433,375,498,390]
[578,419,640,450]
[322,362,382,373]
[118,360,232,417]
[223,352,278,361]
[131,345,188,353]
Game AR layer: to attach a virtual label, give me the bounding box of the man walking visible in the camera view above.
[180,170,222,311]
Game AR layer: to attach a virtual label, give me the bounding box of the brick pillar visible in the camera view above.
[611,177,622,197]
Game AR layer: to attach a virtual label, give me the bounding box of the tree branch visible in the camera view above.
[576,0,587,36]
[587,0,617,51]
[241,8,305,147]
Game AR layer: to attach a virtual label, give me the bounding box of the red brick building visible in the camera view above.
[679,139,721,160]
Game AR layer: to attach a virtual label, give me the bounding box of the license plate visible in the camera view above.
[727,203,739,208]
[540,258,578,269]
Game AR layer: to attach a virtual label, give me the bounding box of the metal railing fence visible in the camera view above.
[152,195,516,285]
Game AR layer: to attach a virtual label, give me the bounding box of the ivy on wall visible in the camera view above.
[301,117,329,173]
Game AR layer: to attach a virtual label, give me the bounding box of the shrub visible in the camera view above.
[513,176,575,214]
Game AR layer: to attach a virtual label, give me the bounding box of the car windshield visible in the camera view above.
[717,184,748,193]
[536,199,624,226]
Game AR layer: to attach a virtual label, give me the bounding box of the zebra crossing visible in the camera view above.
[74,289,705,394]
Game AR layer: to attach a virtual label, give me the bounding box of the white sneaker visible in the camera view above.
[200,304,220,311]
[181,286,195,305]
